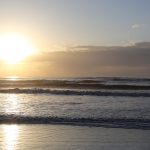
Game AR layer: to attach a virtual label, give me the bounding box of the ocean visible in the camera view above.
[0,77,150,149]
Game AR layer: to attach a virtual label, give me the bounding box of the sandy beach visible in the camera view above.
[0,124,150,150]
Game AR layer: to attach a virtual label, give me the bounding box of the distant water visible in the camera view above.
[0,77,150,129]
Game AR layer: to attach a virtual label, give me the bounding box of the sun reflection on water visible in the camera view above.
[2,94,21,149]
[6,76,19,81]
[5,94,20,114]
[3,125,19,150]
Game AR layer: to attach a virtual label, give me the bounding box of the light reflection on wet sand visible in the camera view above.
[0,125,150,150]
[1,125,18,150]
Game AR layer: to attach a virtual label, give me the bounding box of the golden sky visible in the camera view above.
[0,0,150,77]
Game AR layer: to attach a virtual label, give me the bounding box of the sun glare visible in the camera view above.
[3,125,18,150]
[0,33,35,64]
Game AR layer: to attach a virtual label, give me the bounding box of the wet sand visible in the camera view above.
[0,124,150,150]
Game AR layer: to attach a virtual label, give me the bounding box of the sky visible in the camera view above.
[0,0,150,77]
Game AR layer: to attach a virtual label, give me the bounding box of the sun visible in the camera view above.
[0,33,35,64]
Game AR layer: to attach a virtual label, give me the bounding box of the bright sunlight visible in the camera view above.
[0,33,35,64]
[3,125,18,150]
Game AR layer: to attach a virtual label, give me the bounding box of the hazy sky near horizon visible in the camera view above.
[0,0,150,77]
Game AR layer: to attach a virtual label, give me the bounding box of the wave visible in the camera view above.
[0,88,150,97]
[0,78,150,90]
[0,115,150,130]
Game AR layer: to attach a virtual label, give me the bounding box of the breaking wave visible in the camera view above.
[0,115,150,130]
[0,78,150,90]
[0,88,150,97]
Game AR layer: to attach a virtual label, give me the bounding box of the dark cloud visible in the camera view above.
[24,42,150,77]
[1,42,149,77]
[28,42,150,67]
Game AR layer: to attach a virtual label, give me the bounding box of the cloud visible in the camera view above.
[22,42,150,77]
[29,42,150,67]
[132,24,140,29]
[131,24,146,29]
[1,42,150,77]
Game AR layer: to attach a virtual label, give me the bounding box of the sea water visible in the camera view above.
[0,77,150,129]
[0,77,150,149]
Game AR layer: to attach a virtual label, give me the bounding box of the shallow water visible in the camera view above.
[0,94,150,119]
[0,94,150,129]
